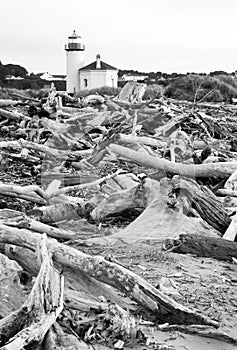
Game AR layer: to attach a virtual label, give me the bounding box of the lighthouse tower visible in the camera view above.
[65,30,85,94]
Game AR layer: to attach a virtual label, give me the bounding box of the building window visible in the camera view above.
[84,79,88,88]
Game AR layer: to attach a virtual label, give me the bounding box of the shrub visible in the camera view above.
[0,87,48,100]
[164,74,237,102]
[76,86,121,98]
[143,84,164,100]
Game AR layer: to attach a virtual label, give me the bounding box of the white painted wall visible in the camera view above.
[66,51,84,94]
[105,70,118,88]
[79,70,118,90]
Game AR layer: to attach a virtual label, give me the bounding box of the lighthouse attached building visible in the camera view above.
[65,31,118,94]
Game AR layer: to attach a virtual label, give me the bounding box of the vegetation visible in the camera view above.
[0,61,66,91]
[143,84,164,100]
[76,86,121,97]
[0,87,46,100]
[164,74,237,102]
[1,60,237,102]
[0,61,28,81]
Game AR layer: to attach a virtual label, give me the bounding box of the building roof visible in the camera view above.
[5,75,24,80]
[38,72,66,81]
[79,60,117,71]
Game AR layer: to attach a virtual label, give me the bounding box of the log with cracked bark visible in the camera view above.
[0,224,218,327]
[164,233,237,261]
[0,234,64,349]
[221,210,237,241]
[1,244,135,312]
[171,177,230,234]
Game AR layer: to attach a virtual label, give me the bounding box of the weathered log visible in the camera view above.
[0,234,64,349]
[118,133,166,148]
[49,170,122,199]
[114,81,146,103]
[0,191,47,205]
[171,177,230,234]
[159,324,237,345]
[104,98,121,111]
[108,143,237,178]
[91,185,144,221]
[111,178,220,244]
[192,139,222,150]
[1,216,76,241]
[64,289,108,312]
[27,202,85,224]
[0,183,47,201]
[39,172,99,187]
[2,244,135,311]
[12,92,39,103]
[164,233,237,261]
[90,172,142,220]
[0,183,48,205]
[0,224,218,327]
[0,100,24,107]
[216,188,237,197]
[38,322,90,350]
[155,114,188,137]
[84,94,105,104]
[0,253,26,319]
[0,139,90,160]
[0,108,23,121]
[222,211,237,241]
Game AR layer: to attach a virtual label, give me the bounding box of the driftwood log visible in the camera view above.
[159,324,237,345]
[171,177,230,234]
[1,215,77,241]
[0,234,64,349]
[0,108,23,121]
[0,224,218,327]
[1,244,135,312]
[0,191,47,205]
[48,170,122,199]
[27,202,85,224]
[0,139,91,160]
[222,211,237,241]
[164,233,237,261]
[108,143,237,178]
[38,172,99,187]
[216,188,237,197]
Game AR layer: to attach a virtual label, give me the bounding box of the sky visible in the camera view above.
[0,0,237,74]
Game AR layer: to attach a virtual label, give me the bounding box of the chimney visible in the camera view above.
[96,54,101,69]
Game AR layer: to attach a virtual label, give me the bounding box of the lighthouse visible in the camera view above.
[65,30,85,94]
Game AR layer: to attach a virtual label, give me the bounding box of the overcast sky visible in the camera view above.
[1,0,237,74]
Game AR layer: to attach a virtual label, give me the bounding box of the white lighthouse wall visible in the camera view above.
[79,70,118,90]
[66,51,84,94]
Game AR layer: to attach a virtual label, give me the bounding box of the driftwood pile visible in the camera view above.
[0,82,237,349]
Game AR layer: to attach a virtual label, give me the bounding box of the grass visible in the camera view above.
[142,84,164,100]
[75,86,121,98]
[0,87,36,100]
[164,74,237,102]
